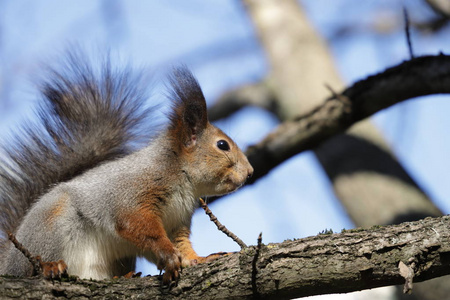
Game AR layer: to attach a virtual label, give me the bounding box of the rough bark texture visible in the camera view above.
[1,216,449,299]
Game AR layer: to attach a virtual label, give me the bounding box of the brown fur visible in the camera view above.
[173,226,201,265]
[115,206,181,283]
[45,194,68,227]
[39,258,68,279]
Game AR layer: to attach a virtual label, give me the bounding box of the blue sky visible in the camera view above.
[0,1,449,298]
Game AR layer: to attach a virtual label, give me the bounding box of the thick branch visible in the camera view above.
[2,215,450,299]
[246,54,450,183]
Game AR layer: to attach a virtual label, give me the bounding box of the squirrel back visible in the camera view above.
[0,53,154,252]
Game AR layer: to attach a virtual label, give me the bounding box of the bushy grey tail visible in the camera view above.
[0,52,155,248]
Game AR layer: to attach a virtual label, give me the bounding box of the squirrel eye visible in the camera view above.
[217,140,230,151]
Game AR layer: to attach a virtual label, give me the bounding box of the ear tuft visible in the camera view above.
[168,66,208,148]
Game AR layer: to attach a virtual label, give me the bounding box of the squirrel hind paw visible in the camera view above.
[187,252,229,266]
[40,259,68,280]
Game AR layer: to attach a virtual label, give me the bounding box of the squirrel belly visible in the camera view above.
[0,56,253,282]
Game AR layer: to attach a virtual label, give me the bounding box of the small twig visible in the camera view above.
[8,232,42,276]
[403,7,415,59]
[251,233,263,299]
[199,197,247,249]
[325,83,339,98]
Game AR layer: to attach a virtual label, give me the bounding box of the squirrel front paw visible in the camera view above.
[38,257,68,279]
[157,250,182,285]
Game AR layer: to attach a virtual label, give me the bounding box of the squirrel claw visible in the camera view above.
[160,265,181,288]
[159,251,182,286]
[162,268,180,286]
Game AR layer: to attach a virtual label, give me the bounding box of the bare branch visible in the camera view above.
[2,215,450,299]
[246,54,450,183]
[209,80,276,122]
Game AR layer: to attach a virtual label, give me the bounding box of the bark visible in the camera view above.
[2,216,450,299]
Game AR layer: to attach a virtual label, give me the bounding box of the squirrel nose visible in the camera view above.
[247,167,254,179]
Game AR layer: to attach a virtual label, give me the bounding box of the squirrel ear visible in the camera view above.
[168,66,208,148]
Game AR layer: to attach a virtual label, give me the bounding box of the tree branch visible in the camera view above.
[2,215,450,299]
[208,80,277,122]
[246,54,450,183]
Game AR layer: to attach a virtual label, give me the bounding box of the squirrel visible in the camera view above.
[0,53,253,284]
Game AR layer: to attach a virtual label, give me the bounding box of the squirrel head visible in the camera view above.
[167,67,253,197]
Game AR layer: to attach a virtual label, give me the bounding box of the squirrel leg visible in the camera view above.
[173,226,229,267]
[173,226,201,266]
[116,208,181,284]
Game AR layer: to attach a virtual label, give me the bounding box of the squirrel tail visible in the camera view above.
[0,52,155,249]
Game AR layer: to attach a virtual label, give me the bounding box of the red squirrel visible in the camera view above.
[0,53,253,284]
